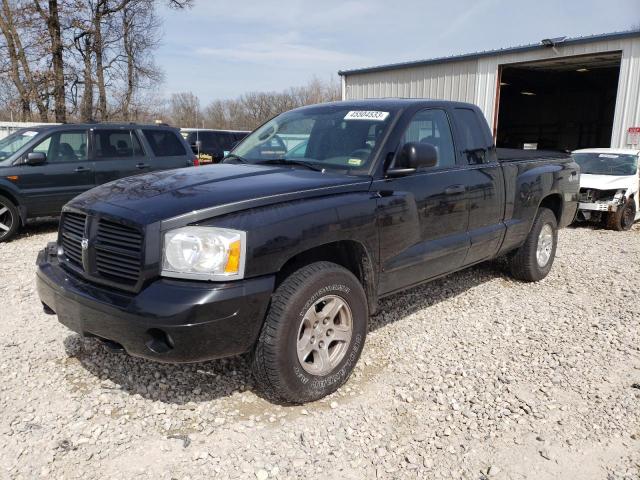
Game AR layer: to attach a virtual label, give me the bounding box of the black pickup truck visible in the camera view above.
[36,100,579,403]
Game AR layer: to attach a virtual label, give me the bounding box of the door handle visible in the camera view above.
[74,166,90,173]
[136,163,150,169]
[444,185,466,195]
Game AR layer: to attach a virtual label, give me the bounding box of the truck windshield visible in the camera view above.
[572,152,638,176]
[0,130,39,162]
[228,106,396,172]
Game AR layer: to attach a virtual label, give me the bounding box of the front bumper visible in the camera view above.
[578,201,620,213]
[36,243,274,363]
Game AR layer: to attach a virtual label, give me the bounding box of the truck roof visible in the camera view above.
[296,98,480,111]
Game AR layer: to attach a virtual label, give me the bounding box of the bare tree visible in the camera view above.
[202,77,341,130]
[0,0,192,122]
[33,0,66,122]
[169,91,199,127]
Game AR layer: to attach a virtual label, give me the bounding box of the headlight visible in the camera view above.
[162,226,246,281]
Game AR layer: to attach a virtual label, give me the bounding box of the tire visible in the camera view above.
[252,261,368,404]
[0,195,20,243]
[606,199,636,231]
[509,207,558,282]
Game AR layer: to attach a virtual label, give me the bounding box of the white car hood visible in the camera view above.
[580,174,637,191]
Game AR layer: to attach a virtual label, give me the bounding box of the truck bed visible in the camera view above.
[497,148,570,162]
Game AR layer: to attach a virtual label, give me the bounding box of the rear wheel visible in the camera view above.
[0,195,19,243]
[252,261,368,404]
[509,207,558,282]
[607,199,636,231]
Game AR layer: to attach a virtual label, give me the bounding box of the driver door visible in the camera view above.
[375,108,471,294]
[16,129,94,216]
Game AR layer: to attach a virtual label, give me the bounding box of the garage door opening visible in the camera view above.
[495,52,621,151]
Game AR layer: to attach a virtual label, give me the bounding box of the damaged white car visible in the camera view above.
[572,148,639,231]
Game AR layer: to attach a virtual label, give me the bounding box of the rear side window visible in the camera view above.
[95,130,144,158]
[453,108,491,164]
[142,130,186,157]
[401,109,456,168]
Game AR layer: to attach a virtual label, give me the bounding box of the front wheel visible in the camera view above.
[252,261,368,403]
[509,207,558,282]
[607,199,636,231]
[0,195,20,243]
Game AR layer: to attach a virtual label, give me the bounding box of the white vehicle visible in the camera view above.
[572,148,639,231]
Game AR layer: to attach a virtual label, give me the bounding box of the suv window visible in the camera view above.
[401,109,456,168]
[95,129,144,158]
[453,108,490,164]
[143,130,186,157]
[31,130,88,163]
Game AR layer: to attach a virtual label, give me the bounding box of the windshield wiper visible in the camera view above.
[257,159,324,172]
[222,153,248,164]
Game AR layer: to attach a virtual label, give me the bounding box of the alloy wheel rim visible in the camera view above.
[0,202,13,238]
[296,295,353,376]
[536,224,553,268]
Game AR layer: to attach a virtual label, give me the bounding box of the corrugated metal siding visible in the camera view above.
[343,37,640,148]
[345,59,478,105]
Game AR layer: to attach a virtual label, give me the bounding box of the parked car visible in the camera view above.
[572,148,639,230]
[0,123,196,242]
[180,128,249,164]
[36,100,579,403]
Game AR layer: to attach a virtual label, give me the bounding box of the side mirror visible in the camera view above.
[387,142,438,177]
[26,152,46,166]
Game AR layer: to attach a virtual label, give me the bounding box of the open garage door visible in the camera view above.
[495,52,621,151]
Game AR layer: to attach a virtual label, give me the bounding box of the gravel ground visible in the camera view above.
[1,219,639,480]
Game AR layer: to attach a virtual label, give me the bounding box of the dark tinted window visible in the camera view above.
[31,130,88,163]
[95,130,143,158]
[453,108,490,164]
[233,132,248,142]
[400,109,456,168]
[142,130,186,157]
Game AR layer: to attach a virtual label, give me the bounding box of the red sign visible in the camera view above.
[628,127,640,145]
[629,127,640,133]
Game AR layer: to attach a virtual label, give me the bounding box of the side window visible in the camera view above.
[221,133,235,149]
[453,108,491,165]
[95,129,143,158]
[400,109,456,168]
[31,131,88,163]
[142,130,187,157]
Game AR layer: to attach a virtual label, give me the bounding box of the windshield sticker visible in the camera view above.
[344,111,389,121]
[348,158,363,166]
[23,131,38,137]
[599,154,619,159]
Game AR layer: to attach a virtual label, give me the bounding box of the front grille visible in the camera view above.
[95,219,143,284]
[61,212,86,267]
[579,188,617,203]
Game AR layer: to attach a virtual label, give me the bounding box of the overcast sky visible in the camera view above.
[157,0,640,103]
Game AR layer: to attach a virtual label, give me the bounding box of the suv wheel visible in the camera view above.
[0,195,19,242]
[252,261,368,403]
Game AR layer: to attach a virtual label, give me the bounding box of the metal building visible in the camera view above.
[339,30,640,151]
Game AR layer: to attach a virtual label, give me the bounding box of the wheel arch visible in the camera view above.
[538,193,563,224]
[0,187,25,225]
[275,240,378,315]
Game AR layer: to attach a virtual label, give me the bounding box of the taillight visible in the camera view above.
[192,156,199,167]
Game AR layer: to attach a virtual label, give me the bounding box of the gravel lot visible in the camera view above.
[1,220,639,480]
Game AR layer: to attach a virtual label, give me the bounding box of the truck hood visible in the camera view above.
[580,173,637,191]
[68,164,371,225]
